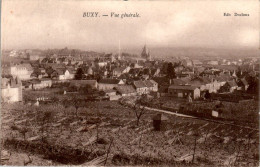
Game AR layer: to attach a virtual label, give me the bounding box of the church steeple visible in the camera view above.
[141,44,151,61]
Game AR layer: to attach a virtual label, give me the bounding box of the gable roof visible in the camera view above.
[171,78,188,86]
[227,80,238,87]
[241,78,249,86]
[67,68,76,74]
[152,77,169,86]
[143,80,154,87]
[115,85,136,95]
[133,80,147,88]
[215,74,232,82]
[149,80,157,85]
[113,67,126,73]
[55,68,68,75]
[99,78,122,84]
[168,85,198,91]
[118,73,130,79]
[12,63,33,71]
[70,80,97,87]
[44,63,66,70]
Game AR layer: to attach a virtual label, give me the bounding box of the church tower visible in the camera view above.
[118,40,121,60]
[141,45,151,61]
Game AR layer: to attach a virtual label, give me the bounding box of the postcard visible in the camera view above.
[1,0,259,166]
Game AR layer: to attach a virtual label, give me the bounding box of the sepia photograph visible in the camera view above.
[1,0,259,166]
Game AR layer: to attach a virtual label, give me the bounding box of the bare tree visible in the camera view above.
[234,140,243,166]
[192,131,199,163]
[63,97,85,118]
[133,104,146,127]
[10,125,29,141]
[20,127,29,141]
[104,138,114,166]
[36,110,54,143]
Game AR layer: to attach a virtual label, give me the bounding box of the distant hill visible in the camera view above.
[126,47,260,60]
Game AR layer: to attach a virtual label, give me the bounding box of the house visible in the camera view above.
[104,89,117,96]
[103,89,120,101]
[30,71,42,79]
[113,67,130,77]
[38,68,47,76]
[67,68,76,79]
[236,78,249,91]
[174,65,185,74]
[207,60,219,66]
[183,59,193,67]
[152,77,170,96]
[29,78,52,90]
[51,69,73,80]
[170,78,189,86]
[181,68,194,77]
[192,60,203,66]
[227,80,238,92]
[220,80,238,93]
[149,80,158,92]
[168,85,200,99]
[40,78,52,88]
[98,78,124,90]
[115,85,137,96]
[30,79,42,90]
[215,74,231,86]
[189,76,222,93]
[28,54,40,61]
[21,80,33,89]
[129,68,142,77]
[70,80,98,89]
[82,66,94,76]
[10,63,33,80]
[1,77,22,102]
[143,80,154,91]
[188,77,207,91]
[151,68,160,77]
[133,80,149,95]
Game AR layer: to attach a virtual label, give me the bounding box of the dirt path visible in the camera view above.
[144,106,259,131]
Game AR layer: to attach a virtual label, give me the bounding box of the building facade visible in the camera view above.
[1,77,23,102]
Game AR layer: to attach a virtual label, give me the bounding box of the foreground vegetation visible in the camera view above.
[1,97,259,166]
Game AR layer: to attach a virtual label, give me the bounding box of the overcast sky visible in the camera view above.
[1,0,259,52]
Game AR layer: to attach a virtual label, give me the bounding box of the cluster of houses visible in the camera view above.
[1,46,259,103]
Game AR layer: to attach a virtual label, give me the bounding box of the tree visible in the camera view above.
[167,62,176,79]
[192,131,199,163]
[161,62,169,75]
[20,127,29,140]
[36,110,54,143]
[10,125,29,140]
[63,96,85,117]
[46,67,54,77]
[133,103,146,126]
[204,90,211,100]
[247,76,259,95]
[79,85,93,94]
[75,68,84,80]
[67,85,78,92]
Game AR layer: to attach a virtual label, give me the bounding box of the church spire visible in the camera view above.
[141,44,151,61]
[118,40,121,60]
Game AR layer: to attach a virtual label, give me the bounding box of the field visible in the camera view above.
[1,95,259,166]
[147,96,259,128]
